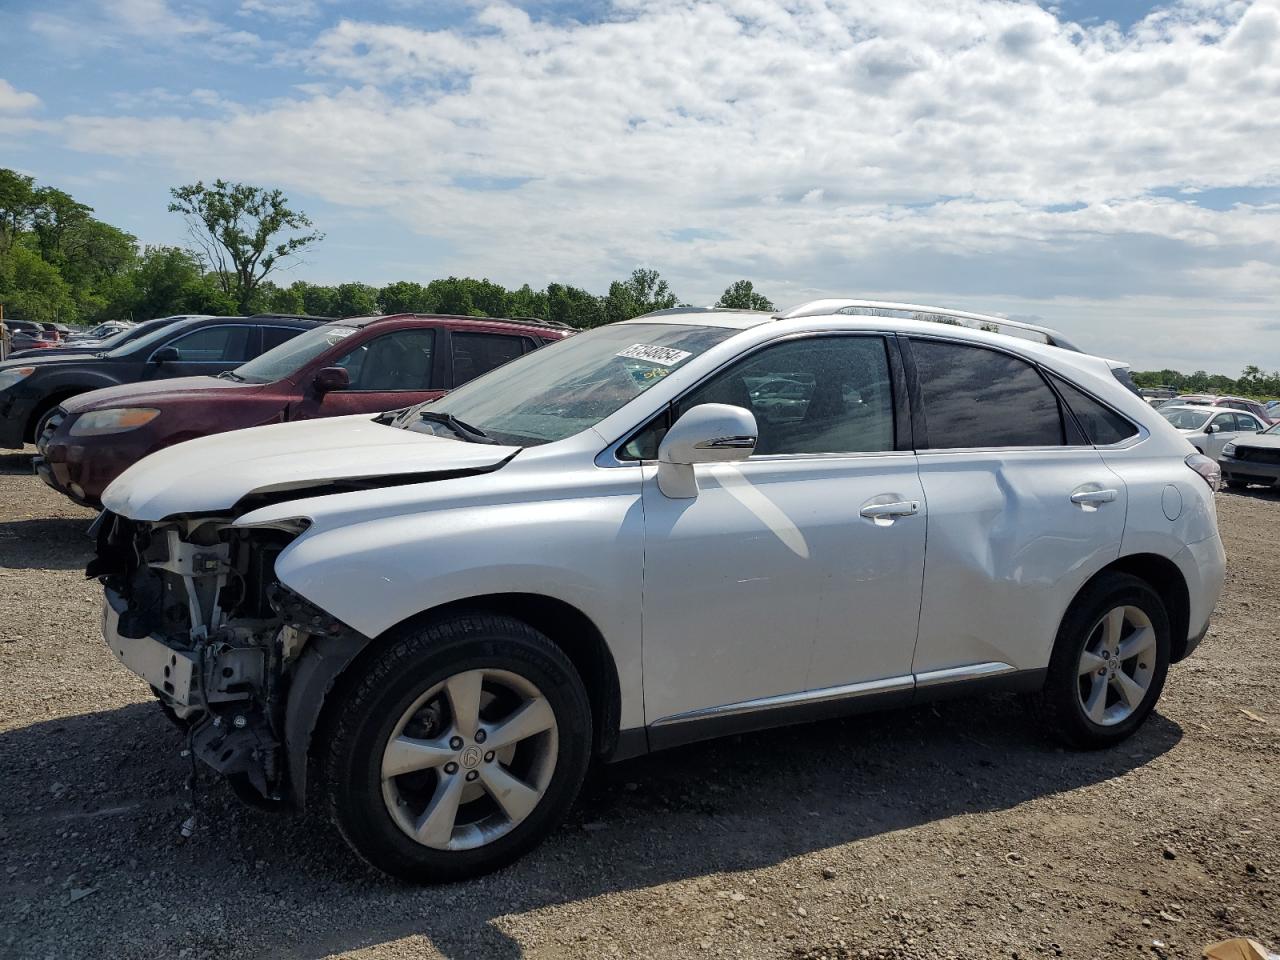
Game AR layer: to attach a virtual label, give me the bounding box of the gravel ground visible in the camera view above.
[1,449,1276,960]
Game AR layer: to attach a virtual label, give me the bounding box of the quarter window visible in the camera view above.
[1047,373,1139,446]
[161,325,253,363]
[452,333,525,386]
[911,339,1064,449]
[335,329,436,391]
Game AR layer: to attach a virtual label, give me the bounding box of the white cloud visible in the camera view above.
[0,79,41,113]
[239,0,320,20]
[47,0,1280,369]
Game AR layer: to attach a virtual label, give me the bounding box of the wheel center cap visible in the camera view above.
[1107,659,1119,677]
[459,745,483,769]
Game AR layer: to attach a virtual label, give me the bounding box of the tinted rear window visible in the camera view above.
[911,339,1064,449]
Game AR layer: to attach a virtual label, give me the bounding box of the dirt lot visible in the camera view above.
[0,450,1276,960]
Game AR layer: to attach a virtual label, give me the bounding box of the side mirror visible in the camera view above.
[657,403,758,499]
[1205,423,1218,434]
[151,346,179,364]
[313,366,351,394]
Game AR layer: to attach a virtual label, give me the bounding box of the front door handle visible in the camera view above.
[1070,488,1118,506]
[860,500,920,522]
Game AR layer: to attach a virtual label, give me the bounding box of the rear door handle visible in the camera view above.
[1070,488,1118,505]
[860,500,920,521]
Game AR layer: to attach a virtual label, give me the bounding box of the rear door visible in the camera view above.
[289,327,444,419]
[905,337,1128,679]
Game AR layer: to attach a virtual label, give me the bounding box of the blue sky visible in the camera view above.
[2,0,1278,372]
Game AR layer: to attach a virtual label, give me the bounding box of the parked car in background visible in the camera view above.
[4,319,61,354]
[1159,405,1267,458]
[0,314,325,449]
[1157,394,1277,425]
[67,320,134,343]
[6,315,206,360]
[1220,422,1280,489]
[37,314,572,506]
[92,299,1224,881]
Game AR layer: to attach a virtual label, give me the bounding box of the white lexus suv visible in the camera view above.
[92,300,1226,881]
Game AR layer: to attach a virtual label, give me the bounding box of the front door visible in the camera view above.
[289,328,444,420]
[640,334,926,731]
[145,324,257,381]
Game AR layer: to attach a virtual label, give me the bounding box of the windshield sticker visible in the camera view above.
[616,343,693,366]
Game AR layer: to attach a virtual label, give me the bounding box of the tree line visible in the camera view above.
[0,169,774,329]
[1131,367,1280,401]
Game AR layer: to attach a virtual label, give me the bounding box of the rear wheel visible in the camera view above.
[1035,572,1170,748]
[320,613,592,882]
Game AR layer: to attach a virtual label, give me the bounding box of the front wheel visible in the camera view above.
[1034,572,1171,749]
[320,613,592,882]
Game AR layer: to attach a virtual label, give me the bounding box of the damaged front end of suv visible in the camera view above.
[90,510,359,807]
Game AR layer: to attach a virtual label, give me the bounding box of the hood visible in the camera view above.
[62,375,258,413]
[102,415,520,521]
[0,351,102,370]
[1231,432,1280,450]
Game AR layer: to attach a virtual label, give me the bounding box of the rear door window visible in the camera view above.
[910,339,1065,449]
[260,326,302,353]
[452,332,525,386]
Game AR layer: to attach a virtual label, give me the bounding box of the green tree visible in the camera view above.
[602,267,678,326]
[168,179,323,313]
[128,246,205,319]
[332,282,380,317]
[0,169,36,255]
[378,280,432,314]
[715,279,774,311]
[0,244,77,322]
[547,283,605,328]
[506,283,549,321]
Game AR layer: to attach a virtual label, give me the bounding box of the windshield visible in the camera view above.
[1162,409,1211,430]
[233,323,359,383]
[394,323,737,445]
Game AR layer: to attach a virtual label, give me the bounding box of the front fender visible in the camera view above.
[272,485,647,732]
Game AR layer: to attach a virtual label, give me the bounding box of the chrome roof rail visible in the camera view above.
[774,299,1081,352]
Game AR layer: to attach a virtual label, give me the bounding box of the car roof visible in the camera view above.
[334,313,574,337]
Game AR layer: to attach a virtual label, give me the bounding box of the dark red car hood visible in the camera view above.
[62,376,270,413]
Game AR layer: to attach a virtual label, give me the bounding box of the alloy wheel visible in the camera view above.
[1076,605,1158,727]
[380,669,559,851]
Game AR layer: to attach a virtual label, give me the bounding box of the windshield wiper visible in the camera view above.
[416,411,500,444]
[217,370,246,381]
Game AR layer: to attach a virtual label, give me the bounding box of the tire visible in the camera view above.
[31,404,62,445]
[320,612,592,882]
[1035,572,1171,749]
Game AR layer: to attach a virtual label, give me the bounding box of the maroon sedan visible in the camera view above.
[36,314,571,507]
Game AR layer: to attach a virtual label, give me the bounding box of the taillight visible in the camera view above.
[1185,453,1221,492]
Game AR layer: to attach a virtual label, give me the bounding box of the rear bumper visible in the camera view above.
[1171,533,1227,661]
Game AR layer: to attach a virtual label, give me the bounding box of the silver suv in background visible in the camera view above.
[90,300,1225,881]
